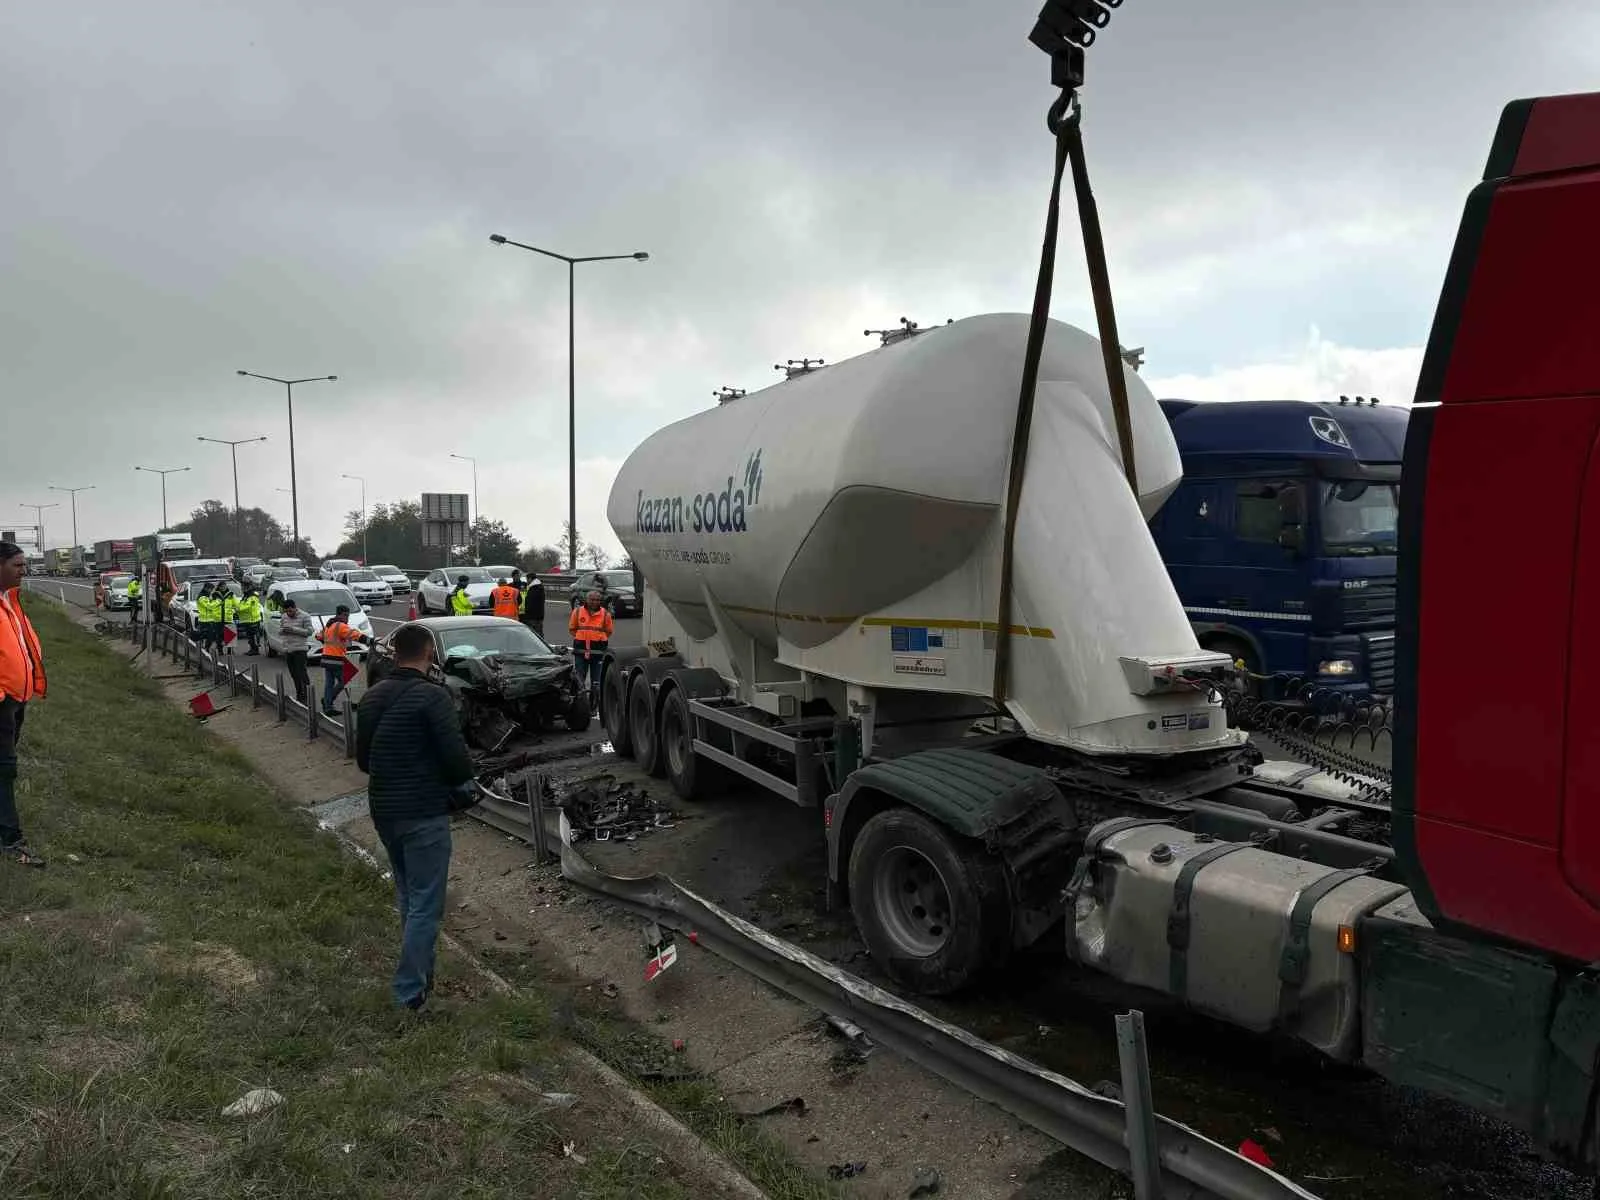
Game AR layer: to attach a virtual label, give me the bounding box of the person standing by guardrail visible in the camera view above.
[126,573,142,625]
[278,597,313,704]
[0,543,47,868]
[317,603,369,716]
[568,589,613,710]
[449,575,473,617]
[195,583,222,649]
[519,572,545,639]
[355,622,478,1011]
[237,586,263,656]
[220,586,240,655]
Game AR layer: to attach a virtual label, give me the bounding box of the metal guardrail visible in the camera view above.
[102,618,359,752]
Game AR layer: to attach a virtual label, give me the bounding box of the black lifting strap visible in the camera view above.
[1276,867,1405,1026]
[993,98,1141,705]
[1167,841,1254,999]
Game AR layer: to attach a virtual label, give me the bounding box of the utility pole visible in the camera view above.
[342,473,368,563]
[449,453,479,564]
[489,233,650,569]
[197,435,267,554]
[236,371,338,557]
[19,503,58,555]
[48,485,94,553]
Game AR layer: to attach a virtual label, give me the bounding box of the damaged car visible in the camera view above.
[364,616,591,751]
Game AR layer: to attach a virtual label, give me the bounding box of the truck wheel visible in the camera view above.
[603,666,634,756]
[1204,635,1259,676]
[629,679,663,776]
[848,808,1010,996]
[660,687,717,801]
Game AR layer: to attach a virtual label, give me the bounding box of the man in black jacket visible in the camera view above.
[356,624,475,1011]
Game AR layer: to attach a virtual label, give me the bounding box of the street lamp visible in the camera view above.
[133,466,190,529]
[197,435,268,555]
[489,233,649,570]
[48,485,95,554]
[19,503,58,557]
[236,371,337,557]
[449,453,479,564]
[342,473,367,563]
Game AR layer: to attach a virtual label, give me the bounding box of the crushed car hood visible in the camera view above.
[446,653,573,698]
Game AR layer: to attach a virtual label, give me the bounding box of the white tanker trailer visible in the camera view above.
[602,314,1401,1043]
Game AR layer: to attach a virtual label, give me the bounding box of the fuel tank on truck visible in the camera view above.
[609,314,1239,755]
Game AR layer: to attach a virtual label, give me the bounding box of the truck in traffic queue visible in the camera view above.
[94,539,137,572]
[133,531,198,565]
[46,548,74,576]
[1149,397,1404,697]
[595,95,1600,1171]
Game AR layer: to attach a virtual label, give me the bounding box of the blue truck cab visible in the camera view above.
[1149,397,1406,695]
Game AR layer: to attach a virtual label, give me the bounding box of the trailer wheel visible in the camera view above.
[848,808,1009,996]
[660,687,717,801]
[603,665,634,756]
[628,679,664,776]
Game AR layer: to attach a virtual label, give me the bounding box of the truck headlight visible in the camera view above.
[1317,659,1357,677]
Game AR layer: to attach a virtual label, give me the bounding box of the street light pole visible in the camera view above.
[236,371,337,558]
[48,485,95,553]
[341,473,367,562]
[489,233,649,570]
[449,453,478,564]
[19,503,59,557]
[133,466,191,530]
[197,435,268,555]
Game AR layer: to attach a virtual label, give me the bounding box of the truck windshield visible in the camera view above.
[1320,480,1399,556]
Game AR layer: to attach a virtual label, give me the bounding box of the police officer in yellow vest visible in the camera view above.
[220,586,240,654]
[125,574,142,625]
[195,584,223,650]
[237,586,264,656]
[449,575,474,616]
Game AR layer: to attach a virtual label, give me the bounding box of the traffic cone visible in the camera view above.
[407,598,417,620]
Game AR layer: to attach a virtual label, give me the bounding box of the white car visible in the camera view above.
[415,566,496,615]
[170,579,243,632]
[260,579,374,661]
[368,564,411,594]
[319,557,360,581]
[336,569,394,607]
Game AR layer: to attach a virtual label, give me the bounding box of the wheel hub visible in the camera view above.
[872,846,953,958]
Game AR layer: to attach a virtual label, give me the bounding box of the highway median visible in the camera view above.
[0,599,824,1199]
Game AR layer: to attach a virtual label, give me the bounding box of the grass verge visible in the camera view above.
[0,600,828,1199]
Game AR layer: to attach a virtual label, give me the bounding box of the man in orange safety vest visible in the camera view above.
[491,577,521,620]
[0,542,47,867]
[568,589,613,710]
[317,604,370,717]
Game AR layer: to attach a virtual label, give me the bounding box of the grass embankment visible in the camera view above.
[0,601,832,1199]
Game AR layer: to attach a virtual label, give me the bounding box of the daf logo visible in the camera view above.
[1342,579,1370,590]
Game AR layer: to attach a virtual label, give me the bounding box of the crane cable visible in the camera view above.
[994,93,1140,704]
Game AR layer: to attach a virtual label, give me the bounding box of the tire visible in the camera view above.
[565,694,592,732]
[603,665,634,757]
[847,808,1011,996]
[628,677,663,776]
[417,594,430,615]
[660,687,713,801]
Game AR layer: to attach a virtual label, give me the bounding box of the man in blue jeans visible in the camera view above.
[355,624,477,1011]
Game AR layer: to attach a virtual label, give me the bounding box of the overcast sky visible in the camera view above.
[4,1,1596,557]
